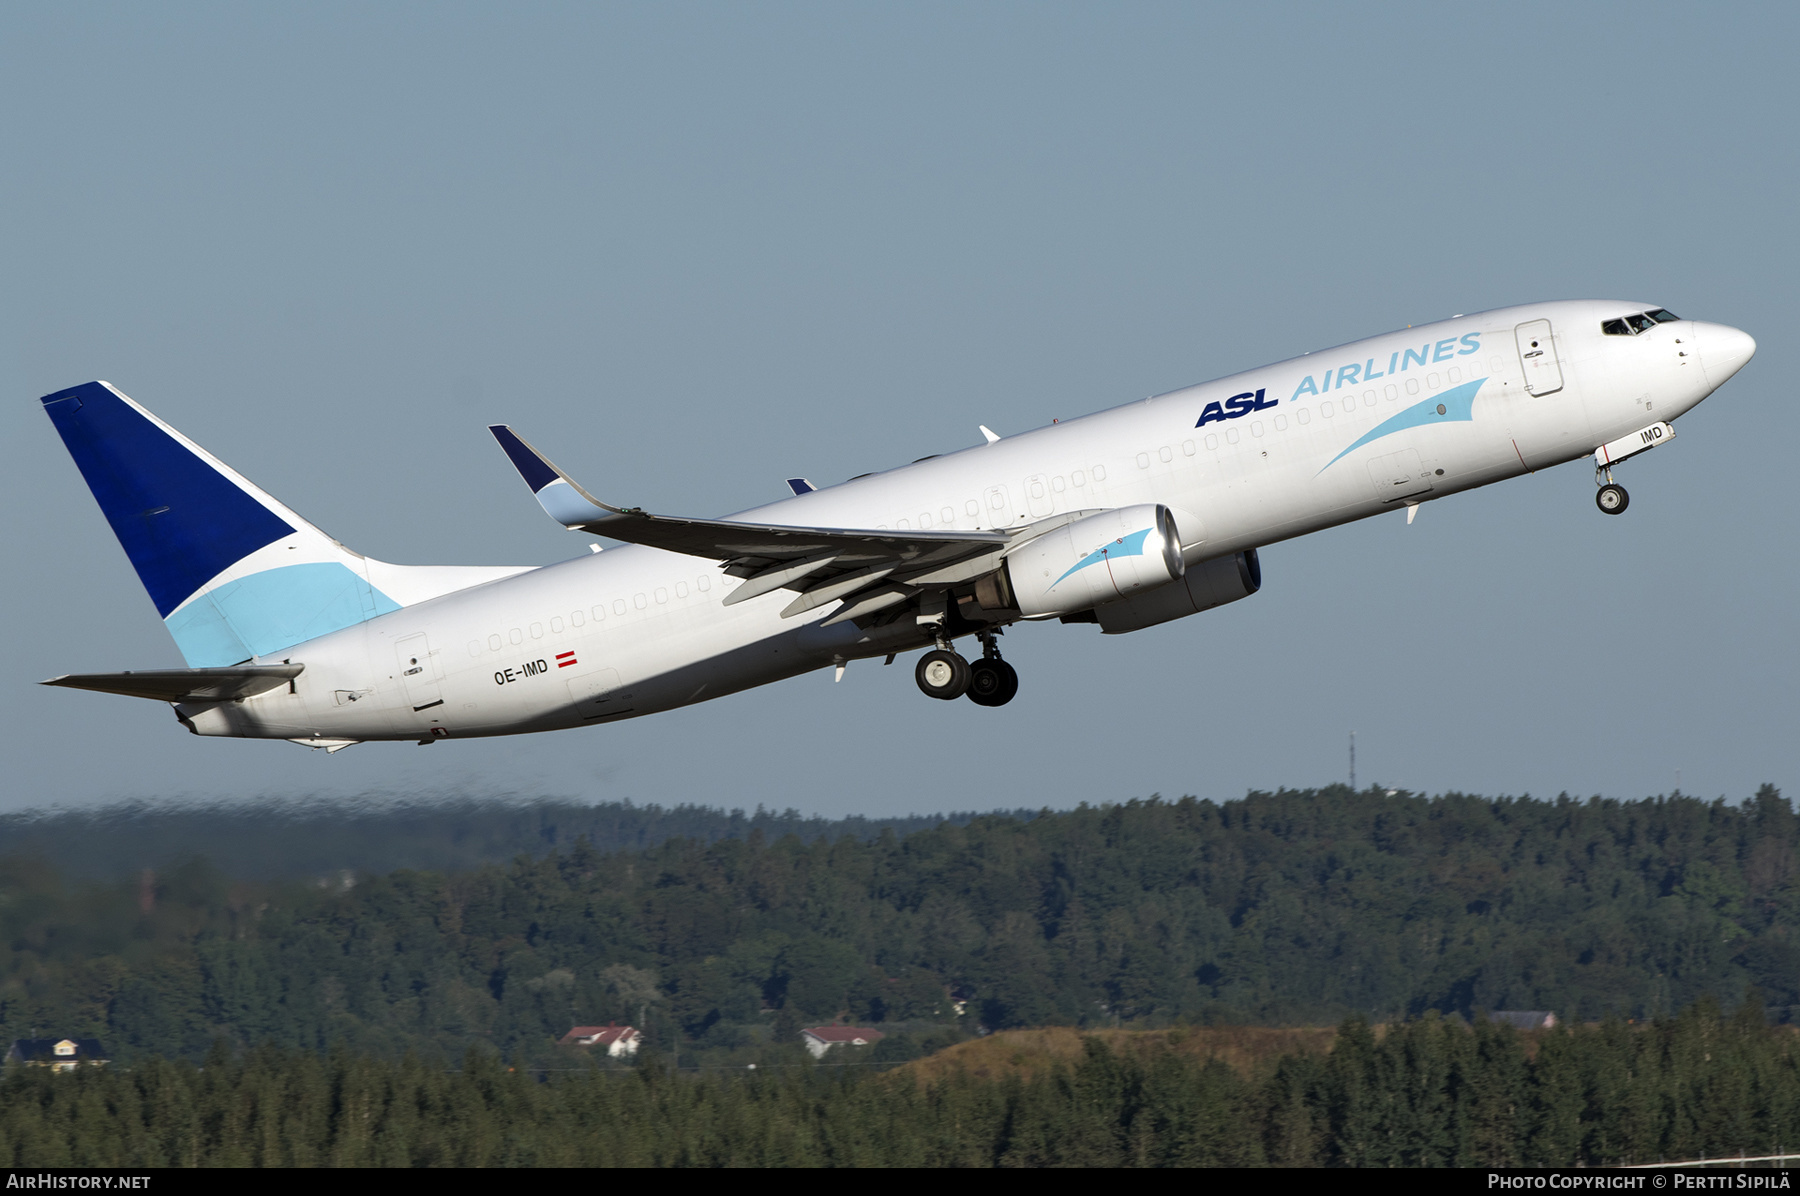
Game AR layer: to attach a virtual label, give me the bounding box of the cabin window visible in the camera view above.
[1225,428,1239,445]
[1448,367,1461,384]
[1136,452,1150,469]
[941,506,955,522]
[965,499,980,514]
[571,610,584,627]
[1051,476,1066,492]
[633,593,647,610]
[509,628,523,645]
[1204,433,1219,450]
[1320,402,1333,418]
[1158,446,1173,463]
[897,517,911,529]
[1296,409,1311,426]
[1093,465,1106,481]
[1427,373,1440,390]
[591,605,605,622]
[1385,384,1398,400]
[467,640,481,658]
[530,622,543,638]
[613,599,627,616]
[1181,440,1195,456]
[919,512,932,528]
[654,587,668,604]
[550,616,564,634]
[676,582,689,599]
[697,575,711,592]
[1070,471,1085,487]
[1273,415,1287,432]
[1251,421,1264,437]
[488,634,502,651]
[1406,378,1420,395]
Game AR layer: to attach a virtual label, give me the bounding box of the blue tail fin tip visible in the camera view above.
[40,381,294,617]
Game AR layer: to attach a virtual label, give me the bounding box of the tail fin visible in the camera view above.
[40,382,529,667]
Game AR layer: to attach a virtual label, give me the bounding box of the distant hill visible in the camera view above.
[0,795,1036,881]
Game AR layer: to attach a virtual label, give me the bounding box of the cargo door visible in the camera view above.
[1368,447,1434,501]
[1515,320,1564,396]
[393,633,443,711]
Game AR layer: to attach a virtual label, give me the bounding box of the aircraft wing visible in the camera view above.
[489,425,1012,621]
[42,664,304,703]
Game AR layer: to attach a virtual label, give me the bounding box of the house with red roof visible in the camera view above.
[800,1025,884,1059]
[558,1024,642,1057]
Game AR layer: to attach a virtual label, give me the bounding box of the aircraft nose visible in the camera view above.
[1701,323,1756,385]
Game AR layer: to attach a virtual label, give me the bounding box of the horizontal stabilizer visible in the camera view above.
[42,664,303,704]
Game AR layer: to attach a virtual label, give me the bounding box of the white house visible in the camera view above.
[800,1026,885,1059]
[559,1024,643,1057]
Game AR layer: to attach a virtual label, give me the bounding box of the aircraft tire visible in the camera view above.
[916,649,972,700]
[1596,484,1629,515]
[967,659,1019,707]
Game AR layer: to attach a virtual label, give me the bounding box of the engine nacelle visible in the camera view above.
[1095,548,1261,634]
[1005,504,1184,619]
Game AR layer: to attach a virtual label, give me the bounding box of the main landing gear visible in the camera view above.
[1595,464,1629,516]
[914,632,1018,706]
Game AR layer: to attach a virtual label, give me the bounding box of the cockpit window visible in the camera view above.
[1603,309,1683,336]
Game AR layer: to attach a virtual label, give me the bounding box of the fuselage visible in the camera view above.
[182,300,1755,745]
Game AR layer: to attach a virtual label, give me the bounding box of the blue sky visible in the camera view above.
[3,2,1794,814]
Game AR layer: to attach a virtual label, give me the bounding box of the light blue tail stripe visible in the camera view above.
[165,562,401,667]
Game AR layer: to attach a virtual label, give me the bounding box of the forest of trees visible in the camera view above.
[1,786,1795,1066]
[0,795,1025,881]
[2,1002,1795,1167]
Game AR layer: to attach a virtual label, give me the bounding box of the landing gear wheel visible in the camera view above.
[915,649,971,700]
[1596,483,1629,515]
[966,658,1019,707]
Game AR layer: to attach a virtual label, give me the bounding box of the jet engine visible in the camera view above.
[1005,504,1184,619]
[1094,548,1261,634]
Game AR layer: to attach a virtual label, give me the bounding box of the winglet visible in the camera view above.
[786,478,816,495]
[488,425,627,529]
[979,425,1000,445]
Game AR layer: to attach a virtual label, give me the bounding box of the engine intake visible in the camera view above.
[1005,504,1184,619]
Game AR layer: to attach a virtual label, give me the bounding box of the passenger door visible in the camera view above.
[1515,320,1565,396]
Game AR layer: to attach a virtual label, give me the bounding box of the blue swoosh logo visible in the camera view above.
[1051,527,1152,588]
[1317,377,1486,474]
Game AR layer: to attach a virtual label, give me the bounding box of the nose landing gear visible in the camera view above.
[1595,463,1630,516]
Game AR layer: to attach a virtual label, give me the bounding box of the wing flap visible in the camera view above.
[42,665,304,703]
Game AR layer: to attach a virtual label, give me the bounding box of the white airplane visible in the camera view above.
[38,301,1754,751]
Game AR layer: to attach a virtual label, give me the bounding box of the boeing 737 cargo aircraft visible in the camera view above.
[38,300,1754,751]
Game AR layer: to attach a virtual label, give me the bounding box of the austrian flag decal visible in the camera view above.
[556,651,576,668]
